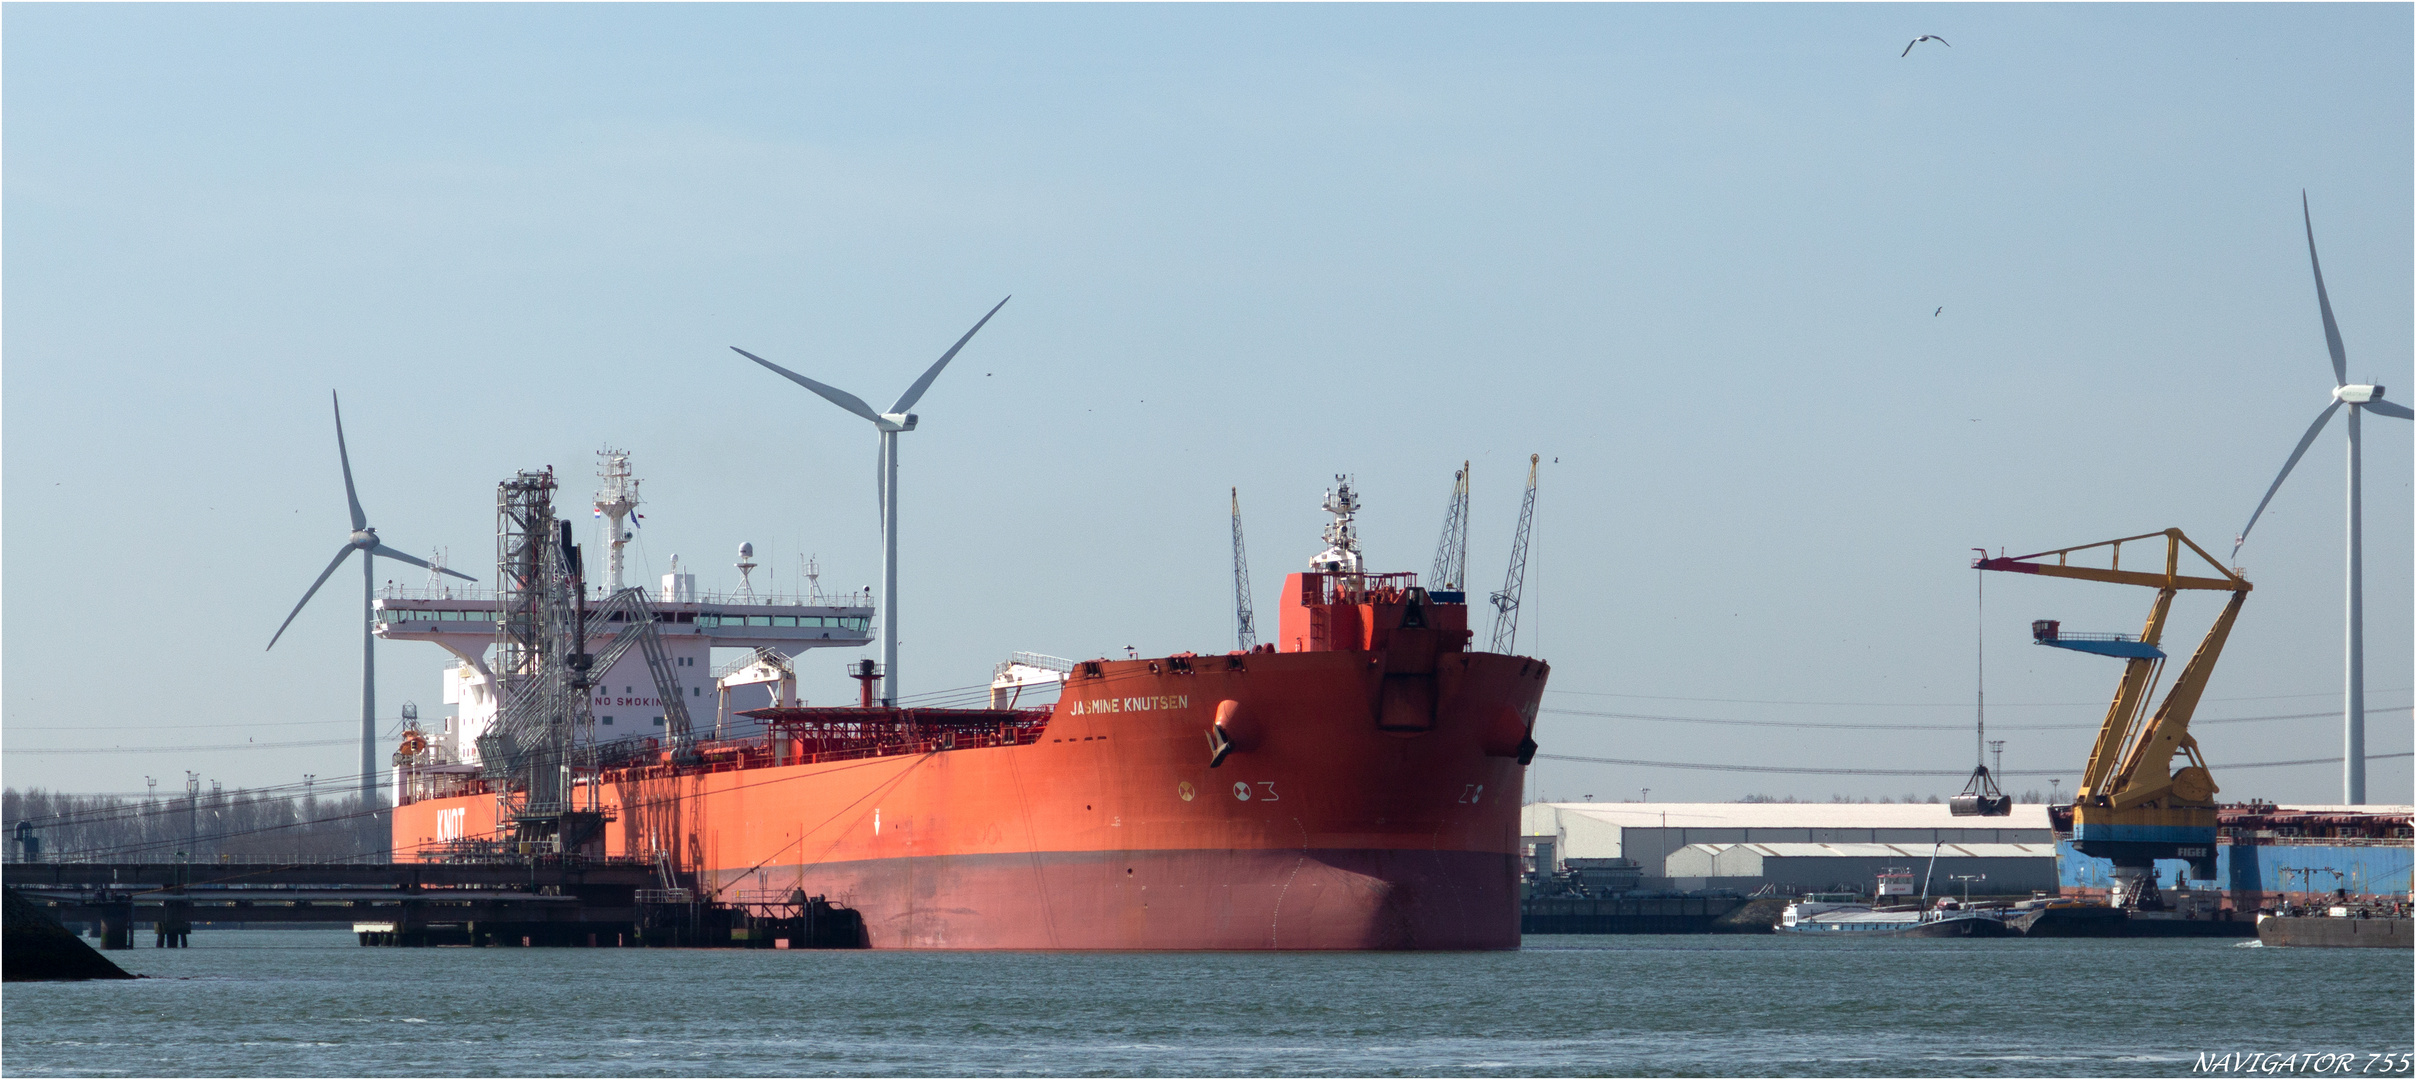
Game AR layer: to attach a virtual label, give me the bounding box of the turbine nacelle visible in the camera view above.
[880,412,918,432]
[350,528,380,550]
[2334,384,2385,404]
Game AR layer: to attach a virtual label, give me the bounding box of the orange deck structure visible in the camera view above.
[394,572,1546,949]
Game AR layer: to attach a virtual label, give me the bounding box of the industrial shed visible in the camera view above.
[1521,802,2055,892]
[1660,841,2060,896]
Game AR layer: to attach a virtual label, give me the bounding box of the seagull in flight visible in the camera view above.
[1934,306,1944,316]
[1902,35,1949,57]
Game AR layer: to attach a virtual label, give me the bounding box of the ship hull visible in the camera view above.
[769,847,1515,950]
[396,648,1545,949]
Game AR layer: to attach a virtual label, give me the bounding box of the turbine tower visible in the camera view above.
[733,296,1009,706]
[2233,194,2413,805]
[268,392,475,814]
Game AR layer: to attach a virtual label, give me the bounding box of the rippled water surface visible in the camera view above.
[5,930,2410,1076]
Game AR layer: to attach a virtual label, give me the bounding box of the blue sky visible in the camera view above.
[5,3,2409,804]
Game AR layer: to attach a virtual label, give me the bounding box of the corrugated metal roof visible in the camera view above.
[1527,802,2056,830]
[1673,841,2058,859]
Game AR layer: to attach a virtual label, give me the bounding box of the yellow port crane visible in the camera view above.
[1975,528,2249,910]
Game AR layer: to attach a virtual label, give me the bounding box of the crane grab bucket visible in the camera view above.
[1949,765,2012,817]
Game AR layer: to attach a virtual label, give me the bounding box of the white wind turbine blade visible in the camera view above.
[373,542,475,581]
[333,391,368,532]
[2304,192,2349,387]
[2235,400,2343,558]
[889,296,1010,414]
[2363,400,2413,421]
[731,347,884,424]
[268,545,360,649]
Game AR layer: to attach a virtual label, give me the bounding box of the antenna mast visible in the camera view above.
[1431,462,1470,593]
[1310,476,1363,576]
[1489,455,1539,653]
[594,448,641,594]
[1231,487,1257,651]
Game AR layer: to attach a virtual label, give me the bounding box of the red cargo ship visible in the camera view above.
[394,495,1546,950]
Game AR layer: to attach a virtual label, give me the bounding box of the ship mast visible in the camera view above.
[594,448,642,594]
[1311,475,1363,577]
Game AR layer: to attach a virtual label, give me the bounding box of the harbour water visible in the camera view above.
[4,931,2408,1076]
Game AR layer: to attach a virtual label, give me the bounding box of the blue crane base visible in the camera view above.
[2035,638,2165,660]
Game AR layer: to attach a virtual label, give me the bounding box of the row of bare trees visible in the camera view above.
[3,786,388,863]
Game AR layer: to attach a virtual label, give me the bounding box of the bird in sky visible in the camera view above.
[1934,306,1944,316]
[1902,35,1950,57]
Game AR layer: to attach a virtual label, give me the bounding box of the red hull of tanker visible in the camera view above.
[396,577,1545,949]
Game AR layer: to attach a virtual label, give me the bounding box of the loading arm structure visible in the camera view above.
[1975,529,2249,903]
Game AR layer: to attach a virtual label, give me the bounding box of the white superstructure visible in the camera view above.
[378,450,874,789]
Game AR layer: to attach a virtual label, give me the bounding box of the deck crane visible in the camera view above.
[1231,487,1257,651]
[1975,529,2250,911]
[1429,462,1471,598]
[1489,455,1539,653]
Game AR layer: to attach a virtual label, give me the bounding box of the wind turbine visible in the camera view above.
[268,391,475,815]
[732,296,1009,706]
[2232,194,2412,805]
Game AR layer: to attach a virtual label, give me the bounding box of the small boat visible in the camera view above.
[2254,904,2413,949]
[1779,898,2012,937]
[1776,875,2014,937]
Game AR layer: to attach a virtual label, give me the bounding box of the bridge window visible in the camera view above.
[601,716,614,725]
[774,616,797,627]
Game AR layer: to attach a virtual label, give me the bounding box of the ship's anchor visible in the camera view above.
[1206,699,1252,768]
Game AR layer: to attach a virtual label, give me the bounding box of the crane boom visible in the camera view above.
[1488,455,1539,654]
[1975,528,2249,909]
[1430,462,1470,594]
[1231,487,1257,651]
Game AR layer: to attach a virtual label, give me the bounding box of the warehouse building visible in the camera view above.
[1523,802,2057,896]
[1661,841,2059,895]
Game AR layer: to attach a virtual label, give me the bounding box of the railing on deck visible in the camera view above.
[599,711,1052,783]
[380,583,875,609]
[1298,571,1422,606]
